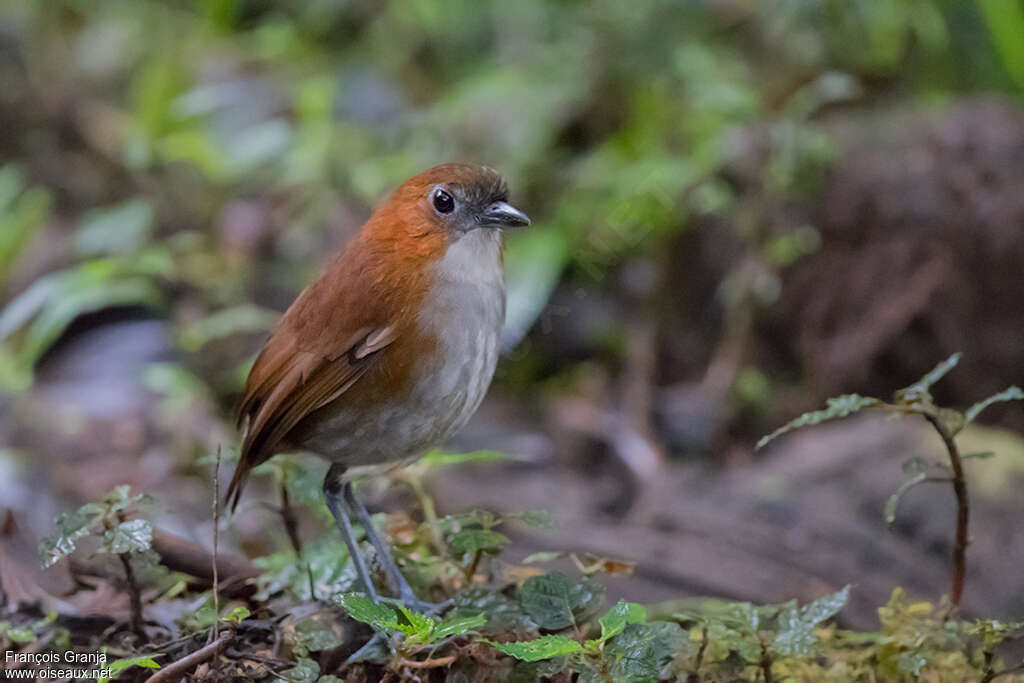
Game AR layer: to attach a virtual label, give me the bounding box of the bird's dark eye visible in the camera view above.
[432,189,455,214]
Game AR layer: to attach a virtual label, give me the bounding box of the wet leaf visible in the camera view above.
[102,519,153,555]
[38,503,105,568]
[603,621,686,683]
[518,572,604,630]
[757,394,882,449]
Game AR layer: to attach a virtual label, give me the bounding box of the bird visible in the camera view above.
[225,163,530,611]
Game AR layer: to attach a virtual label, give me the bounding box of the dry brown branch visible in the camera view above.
[146,632,234,683]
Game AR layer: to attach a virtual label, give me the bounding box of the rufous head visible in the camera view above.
[369,163,530,244]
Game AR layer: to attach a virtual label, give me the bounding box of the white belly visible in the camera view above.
[303,229,505,468]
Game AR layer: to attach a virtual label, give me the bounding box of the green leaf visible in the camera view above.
[38,503,105,568]
[885,472,929,528]
[800,585,850,625]
[603,621,686,683]
[6,627,35,643]
[962,451,996,461]
[450,528,510,556]
[523,551,563,564]
[979,0,1024,86]
[432,614,487,640]
[518,572,604,630]
[177,304,278,351]
[220,606,251,625]
[589,599,647,648]
[99,654,163,683]
[394,603,437,642]
[283,657,320,682]
[75,199,155,256]
[102,519,153,555]
[336,593,400,633]
[965,386,1024,424]
[894,353,961,404]
[486,634,583,661]
[757,394,882,449]
[774,586,850,656]
[297,625,343,652]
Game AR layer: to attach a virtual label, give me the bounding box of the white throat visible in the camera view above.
[435,228,504,286]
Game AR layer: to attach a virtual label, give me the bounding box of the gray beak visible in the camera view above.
[479,201,530,228]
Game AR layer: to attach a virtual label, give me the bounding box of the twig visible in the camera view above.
[924,414,969,612]
[146,632,233,683]
[212,446,222,646]
[150,529,258,592]
[399,654,457,669]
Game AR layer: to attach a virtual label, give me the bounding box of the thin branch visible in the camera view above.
[399,654,457,670]
[924,414,969,612]
[212,445,222,645]
[146,632,233,683]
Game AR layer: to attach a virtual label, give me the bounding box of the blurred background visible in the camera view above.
[2,0,1024,632]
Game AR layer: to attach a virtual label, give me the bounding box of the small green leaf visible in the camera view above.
[6,627,35,643]
[220,606,251,625]
[450,528,509,556]
[38,503,106,568]
[102,519,153,555]
[486,634,583,661]
[774,586,850,656]
[591,599,647,648]
[284,657,320,682]
[394,604,437,642]
[510,509,554,528]
[297,625,343,652]
[523,551,563,564]
[757,394,882,449]
[885,472,929,527]
[966,386,1024,424]
[604,621,687,683]
[962,451,996,460]
[800,585,850,625]
[99,654,163,683]
[518,572,603,630]
[432,614,487,640]
[336,593,399,633]
[894,353,961,404]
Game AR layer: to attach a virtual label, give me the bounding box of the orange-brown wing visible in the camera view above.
[225,314,398,511]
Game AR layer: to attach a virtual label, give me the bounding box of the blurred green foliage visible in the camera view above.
[2,0,1021,404]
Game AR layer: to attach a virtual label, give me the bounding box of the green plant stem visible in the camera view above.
[924,414,968,611]
[408,475,443,554]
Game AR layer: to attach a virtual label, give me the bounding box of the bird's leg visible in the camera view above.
[323,465,379,602]
[341,481,436,612]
